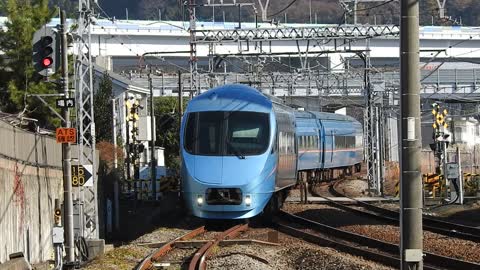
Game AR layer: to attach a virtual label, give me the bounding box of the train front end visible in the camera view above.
[180,85,277,219]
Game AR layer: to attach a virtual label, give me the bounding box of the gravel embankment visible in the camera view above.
[84,217,395,270]
[208,234,394,270]
[284,203,480,263]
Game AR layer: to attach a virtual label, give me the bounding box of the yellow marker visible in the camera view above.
[433,123,437,129]
[444,123,448,128]
[432,109,436,115]
[443,109,448,115]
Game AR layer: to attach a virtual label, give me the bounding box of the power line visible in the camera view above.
[268,0,299,18]
[353,0,395,12]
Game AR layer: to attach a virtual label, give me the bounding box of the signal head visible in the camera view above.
[41,35,53,44]
[42,57,53,68]
[32,27,59,77]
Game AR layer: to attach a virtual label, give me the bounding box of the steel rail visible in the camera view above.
[277,210,480,270]
[315,193,480,243]
[136,226,206,270]
[331,180,480,239]
[189,224,249,270]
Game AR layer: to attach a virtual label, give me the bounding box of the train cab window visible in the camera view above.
[197,112,223,155]
[184,113,196,152]
[226,112,270,156]
[184,111,269,156]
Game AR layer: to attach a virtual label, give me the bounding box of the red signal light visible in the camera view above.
[42,57,53,68]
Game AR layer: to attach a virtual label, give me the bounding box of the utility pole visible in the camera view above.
[149,71,157,200]
[309,0,312,24]
[178,70,183,128]
[400,0,423,269]
[112,99,120,231]
[60,10,74,264]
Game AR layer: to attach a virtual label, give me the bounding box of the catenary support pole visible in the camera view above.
[178,70,183,128]
[400,0,423,269]
[112,99,120,231]
[149,71,157,200]
[60,10,75,264]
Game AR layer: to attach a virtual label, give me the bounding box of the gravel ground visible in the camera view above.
[283,202,480,263]
[82,180,478,270]
[83,214,395,270]
[208,234,394,270]
[83,226,192,270]
[335,179,369,197]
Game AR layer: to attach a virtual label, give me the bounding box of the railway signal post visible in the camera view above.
[59,10,75,265]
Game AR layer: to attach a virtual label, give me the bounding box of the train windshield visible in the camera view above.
[184,111,270,156]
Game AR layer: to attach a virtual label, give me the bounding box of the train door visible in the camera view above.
[273,105,297,188]
[318,119,325,170]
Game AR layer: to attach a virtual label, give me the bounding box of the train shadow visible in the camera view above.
[291,208,387,228]
[436,206,480,227]
[110,192,203,244]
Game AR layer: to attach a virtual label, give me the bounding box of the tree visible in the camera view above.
[0,0,58,128]
[94,72,114,143]
[154,96,187,171]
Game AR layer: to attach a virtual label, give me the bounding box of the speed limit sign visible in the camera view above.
[71,165,93,187]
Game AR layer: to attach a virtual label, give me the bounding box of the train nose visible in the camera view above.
[192,156,266,185]
[193,156,222,184]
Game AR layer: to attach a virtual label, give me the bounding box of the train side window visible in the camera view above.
[184,113,196,153]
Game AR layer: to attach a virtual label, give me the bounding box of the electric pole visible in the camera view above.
[178,70,183,129]
[400,0,423,269]
[60,10,75,264]
[149,71,157,200]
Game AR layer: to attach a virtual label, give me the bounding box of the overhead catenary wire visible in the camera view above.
[353,0,396,12]
[267,0,299,18]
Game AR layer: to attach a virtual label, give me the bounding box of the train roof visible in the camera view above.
[186,84,272,113]
[294,110,359,123]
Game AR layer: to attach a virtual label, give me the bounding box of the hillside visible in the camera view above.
[54,0,480,26]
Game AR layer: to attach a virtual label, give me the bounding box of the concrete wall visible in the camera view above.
[0,158,63,264]
[0,120,63,264]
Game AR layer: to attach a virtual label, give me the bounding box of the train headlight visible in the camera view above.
[196,195,204,206]
[245,195,252,206]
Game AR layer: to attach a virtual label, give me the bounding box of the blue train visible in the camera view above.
[180,84,363,219]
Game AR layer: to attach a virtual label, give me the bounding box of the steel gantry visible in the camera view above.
[188,0,199,95]
[74,0,98,240]
[164,10,400,196]
[193,24,400,43]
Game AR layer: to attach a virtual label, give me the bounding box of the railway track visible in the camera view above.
[327,179,480,241]
[315,194,480,242]
[136,224,248,270]
[275,210,480,270]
